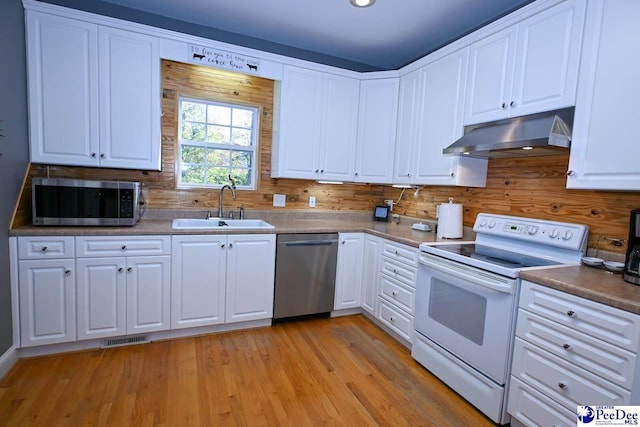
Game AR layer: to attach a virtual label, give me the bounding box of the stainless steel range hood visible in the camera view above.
[443,107,574,158]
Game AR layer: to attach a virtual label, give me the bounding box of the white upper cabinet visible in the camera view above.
[26,11,100,167]
[272,66,359,181]
[98,27,161,170]
[567,0,640,190]
[393,69,422,185]
[464,0,586,125]
[354,78,399,184]
[25,11,161,170]
[395,48,487,187]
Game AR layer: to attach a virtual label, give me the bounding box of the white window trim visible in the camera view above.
[177,96,259,190]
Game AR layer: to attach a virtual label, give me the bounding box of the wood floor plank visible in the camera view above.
[0,315,498,426]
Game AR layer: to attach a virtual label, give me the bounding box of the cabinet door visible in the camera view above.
[511,0,585,117]
[25,11,99,166]
[417,48,487,187]
[334,233,364,310]
[99,27,161,170]
[76,257,126,340]
[272,66,322,179]
[361,235,381,315]
[567,0,640,190]
[354,78,399,184]
[393,69,422,185]
[225,234,276,323]
[318,74,360,182]
[19,259,76,347]
[464,26,516,125]
[126,255,170,334]
[171,235,226,329]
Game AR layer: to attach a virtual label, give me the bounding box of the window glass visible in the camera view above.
[178,97,258,189]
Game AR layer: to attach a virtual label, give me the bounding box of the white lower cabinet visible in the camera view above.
[17,236,76,347]
[171,234,275,329]
[360,234,382,316]
[508,280,640,426]
[334,233,364,310]
[376,239,418,342]
[75,236,171,340]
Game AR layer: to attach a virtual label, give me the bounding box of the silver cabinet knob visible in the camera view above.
[41,246,48,252]
[558,382,567,390]
[389,316,395,322]
[64,270,71,275]
[566,310,576,318]
[391,291,398,296]
[562,343,572,351]
[510,101,515,107]
[566,170,575,176]
[221,244,225,249]
[121,245,127,250]
[100,153,105,158]
[127,267,133,272]
[118,267,124,272]
[91,153,97,158]
[229,243,233,248]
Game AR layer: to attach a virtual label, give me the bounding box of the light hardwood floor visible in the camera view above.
[0,315,497,426]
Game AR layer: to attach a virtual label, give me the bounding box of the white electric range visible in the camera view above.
[412,213,589,424]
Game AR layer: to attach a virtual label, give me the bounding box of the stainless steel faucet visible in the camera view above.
[217,175,237,218]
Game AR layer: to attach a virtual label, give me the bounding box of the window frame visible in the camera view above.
[177,96,260,190]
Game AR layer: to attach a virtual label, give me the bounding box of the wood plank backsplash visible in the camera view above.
[12,60,640,253]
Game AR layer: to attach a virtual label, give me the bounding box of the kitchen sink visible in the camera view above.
[171,218,275,229]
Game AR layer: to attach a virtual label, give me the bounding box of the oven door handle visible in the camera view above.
[419,254,516,294]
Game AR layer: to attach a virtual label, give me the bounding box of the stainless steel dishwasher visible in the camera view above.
[273,233,338,320]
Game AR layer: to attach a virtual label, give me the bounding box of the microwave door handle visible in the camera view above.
[419,255,515,294]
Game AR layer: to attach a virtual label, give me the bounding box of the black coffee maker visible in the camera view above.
[624,209,640,284]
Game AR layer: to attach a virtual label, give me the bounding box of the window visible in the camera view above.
[178,97,258,189]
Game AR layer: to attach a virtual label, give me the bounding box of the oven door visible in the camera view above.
[415,252,518,384]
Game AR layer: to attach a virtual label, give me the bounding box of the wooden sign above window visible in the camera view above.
[188,45,260,75]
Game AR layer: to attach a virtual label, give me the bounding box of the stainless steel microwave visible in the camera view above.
[32,178,142,226]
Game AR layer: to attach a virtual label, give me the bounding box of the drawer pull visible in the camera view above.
[562,343,572,351]
[221,244,225,249]
[121,245,127,251]
[41,246,48,252]
[229,243,233,248]
[118,267,124,272]
[393,269,398,274]
[392,291,398,296]
[566,310,576,317]
[395,250,399,255]
[127,267,133,272]
[389,316,395,322]
[64,270,71,275]
[558,382,567,390]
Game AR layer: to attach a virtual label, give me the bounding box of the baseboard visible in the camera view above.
[0,345,19,381]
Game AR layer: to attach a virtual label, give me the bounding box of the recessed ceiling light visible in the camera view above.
[350,0,376,8]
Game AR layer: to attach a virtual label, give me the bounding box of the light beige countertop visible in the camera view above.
[9,211,475,248]
[520,266,640,315]
[15,209,636,314]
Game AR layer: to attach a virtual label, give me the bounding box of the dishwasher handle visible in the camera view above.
[282,240,337,247]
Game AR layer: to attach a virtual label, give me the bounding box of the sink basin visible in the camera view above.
[172,218,274,229]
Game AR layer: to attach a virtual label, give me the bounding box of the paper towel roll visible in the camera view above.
[437,198,463,239]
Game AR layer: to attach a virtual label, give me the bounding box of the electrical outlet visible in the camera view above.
[309,196,316,208]
[273,194,286,207]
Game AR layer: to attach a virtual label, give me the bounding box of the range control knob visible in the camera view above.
[528,226,539,235]
[487,220,496,229]
[562,231,573,241]
[549,229,560,239]
[478,219,487,228]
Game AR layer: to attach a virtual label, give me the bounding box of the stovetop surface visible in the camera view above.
[430,243,562,269]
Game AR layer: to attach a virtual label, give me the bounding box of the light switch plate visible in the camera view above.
[273,194,286,207]
[309,196,316,208]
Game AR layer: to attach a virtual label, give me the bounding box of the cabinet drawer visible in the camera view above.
[380,256,417,287]
[517,309,636,390]
[508,376,575,427]
[378,297,413,342]
[18,236,75,259]
[381,240,418,267]
[76,235,170,257]
[380,275,414,315]
[520,280,640,352]
[511,338,630,412]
